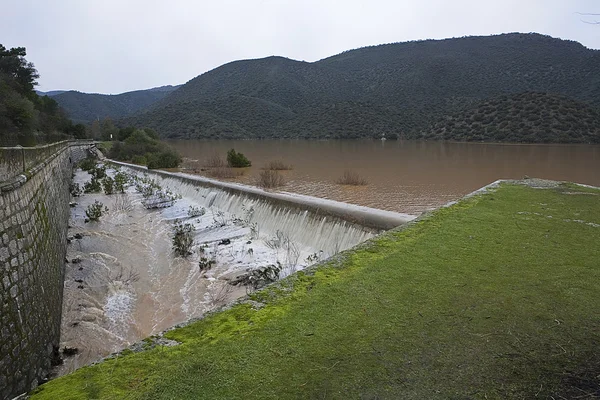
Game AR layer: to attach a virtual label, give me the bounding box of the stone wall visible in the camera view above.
[0,142,91,400]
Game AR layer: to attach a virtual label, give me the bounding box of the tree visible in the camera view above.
[90,119,101,140]
[68,123,87,139]
[101,117,118,140]
[0,45,39,96]
[0,43,76,145]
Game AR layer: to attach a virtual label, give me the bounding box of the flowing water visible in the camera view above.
[57,165,382,375]
[168,140,600,214]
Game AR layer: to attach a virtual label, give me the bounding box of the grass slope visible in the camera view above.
[31,182,600,399]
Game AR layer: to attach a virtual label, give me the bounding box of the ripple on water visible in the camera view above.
[104,284,135,339]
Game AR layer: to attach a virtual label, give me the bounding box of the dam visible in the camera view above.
[0,145,414,400]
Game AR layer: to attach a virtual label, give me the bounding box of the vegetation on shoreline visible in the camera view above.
[29,182,600,399]
[107,127,182,169]
[263,160,293,171]
[336,170,368,186]
[256,169,285,188]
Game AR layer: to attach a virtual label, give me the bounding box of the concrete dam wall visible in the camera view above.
[0,141,92,400]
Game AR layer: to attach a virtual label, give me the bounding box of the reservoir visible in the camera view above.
[168,140,600,214]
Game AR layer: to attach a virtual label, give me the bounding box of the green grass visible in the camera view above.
[31,182,600,399]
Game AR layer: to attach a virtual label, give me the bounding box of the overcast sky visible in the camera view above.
[2,0,599,94]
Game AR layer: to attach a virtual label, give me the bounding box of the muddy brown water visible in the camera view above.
[168,140,600,214]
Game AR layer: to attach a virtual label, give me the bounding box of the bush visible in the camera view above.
[230,263,282,290]
[131,155,147,165]
[78,157,97,171]
[263,160,293,170]
[172,220,194,257]
[108,128,182,168]
[90,166,106,179]
[70,183,82,197]
[204,152,225,168]
[85,200,107,222]
[114,172,128,193]
[147,149,182,169]
[336,170,368,186]
[256,170,285,188]
[207,167,244,179]
[102,176,115,195]
[188,205,206,218]
[83,178,102,193]
[198,257,216,272]
[226,149,251,168]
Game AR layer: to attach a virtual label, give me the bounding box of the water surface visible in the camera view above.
[168,140,600,214]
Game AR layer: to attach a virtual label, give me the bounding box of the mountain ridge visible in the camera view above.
[50,85,181,122]
[51,33,600,143]
[121,33,600,142]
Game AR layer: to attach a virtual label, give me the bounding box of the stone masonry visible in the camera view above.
[0,141,91,400]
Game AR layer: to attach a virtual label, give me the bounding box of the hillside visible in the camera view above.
[121,33,600,141]
[53,85,180,122]
[423,92,600,143]
[35,90,67,96]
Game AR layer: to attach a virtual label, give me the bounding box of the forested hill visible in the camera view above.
[423,92,600,143]
[52,85,180,123]
[122,33,600,142]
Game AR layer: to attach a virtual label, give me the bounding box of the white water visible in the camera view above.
[127,168,379,258]
[57,165,391,376]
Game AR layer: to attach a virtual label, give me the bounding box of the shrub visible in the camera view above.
[90,166,106,179]
[208,167,244,179]
[204,152,225,168]
[230,263,282,291]
[263,160,293,171]
[256,170,285,188]
[108,128,182,168]
[85,200,107,222]
[78,157,97,171]
[102,176,115,195]
[114,172,128,193]
[147,149,182,169]
[188,205,206,218]
[83,178,102,193]
[70,183,82,197]
[131,155,147,165]
[336,170,368,186]
[198,257,216,272]
[226,149,251,168]
[172,220,194,257]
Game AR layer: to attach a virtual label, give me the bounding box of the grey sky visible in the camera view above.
[2,0,599,94]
